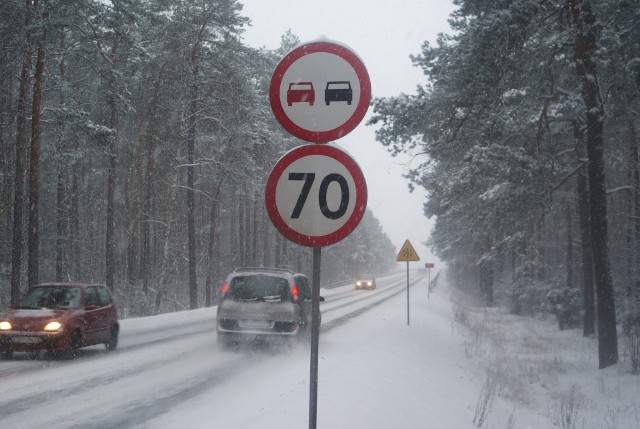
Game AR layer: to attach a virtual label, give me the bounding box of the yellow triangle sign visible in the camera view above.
[396,239,420,262]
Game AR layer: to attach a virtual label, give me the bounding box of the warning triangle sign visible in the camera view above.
[396,240,420,262]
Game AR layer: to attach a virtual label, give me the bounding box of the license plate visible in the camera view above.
[12,336,41,344]
[238,320,272,329]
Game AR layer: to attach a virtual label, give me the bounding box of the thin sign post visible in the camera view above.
[396,240,420,325]
[425,262,434,299]
[309,247,321,429]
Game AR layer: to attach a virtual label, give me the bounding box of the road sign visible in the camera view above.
[425,262,434,268]
[396,240,420,262]
[269,41,371,143]
[265,144,367,247]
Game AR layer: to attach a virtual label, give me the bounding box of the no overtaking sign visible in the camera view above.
[269,40,371,143]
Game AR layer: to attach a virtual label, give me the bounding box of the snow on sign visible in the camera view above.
[396,240,420,262]
[269,41,371,143]
[265,144,367,247]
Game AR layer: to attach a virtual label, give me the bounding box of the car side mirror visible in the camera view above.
[319,296,325,302]
[9,304,17,310]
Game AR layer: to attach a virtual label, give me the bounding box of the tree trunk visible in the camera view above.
[205,183,221,307]
[141,131,155,294]
[55,26,67,282]
[626,91,640,310]
[577,163,595,336]
[106,37,120,297]
[11,0,33,304]
[238,196,246,266]
[106,107,117,295]
[28,0,47,288]
[262,209,271,267]
[566,204,574,289]
[275,232,282,267]
[140,70,163,294]
[187,46,199,310]
[571,0,618,368]
[2,77,15,286]
[155,134,181,314]
[252,192,259,266]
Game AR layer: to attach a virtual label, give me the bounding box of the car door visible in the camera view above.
[83,286,111,345]
[82,287,100,345]
[95,286,115,342]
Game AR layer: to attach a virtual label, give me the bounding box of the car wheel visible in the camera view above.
[217,333,231,349]
[59,330,82,360]
[105,325,119,351]
[297,322,308,341]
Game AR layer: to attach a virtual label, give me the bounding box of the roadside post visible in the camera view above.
[268,39,371,429]
[396,240,420,325]
[425,262,434,299]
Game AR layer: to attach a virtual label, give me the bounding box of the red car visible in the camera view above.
[0,283,119,359]
[287,82,315,106]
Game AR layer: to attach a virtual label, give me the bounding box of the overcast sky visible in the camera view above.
[240,0,456,266]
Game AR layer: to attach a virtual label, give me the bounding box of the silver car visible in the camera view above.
[216,267,322,348]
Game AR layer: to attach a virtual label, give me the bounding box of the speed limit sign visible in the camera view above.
[265,144,367,247]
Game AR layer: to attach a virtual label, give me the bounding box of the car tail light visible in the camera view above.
[291,284,300,304]
[221,282,228,296]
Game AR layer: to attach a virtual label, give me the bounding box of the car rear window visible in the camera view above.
[289,82,313,90]
[327,82,350,89]
[227,275,290,302]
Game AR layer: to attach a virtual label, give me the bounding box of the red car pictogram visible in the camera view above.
[287,82,315,106]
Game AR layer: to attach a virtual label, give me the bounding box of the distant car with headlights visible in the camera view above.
[355,274,376,290]
[217,267,323,348]
[0,283,119,359]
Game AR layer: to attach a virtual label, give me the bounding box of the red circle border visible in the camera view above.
[265,144,368,247]
[269,42,372,143]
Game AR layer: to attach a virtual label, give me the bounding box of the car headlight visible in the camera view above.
[0,321,11,331]
[356,281,362,286]
[367,281,372,286]
[44,321,63,332]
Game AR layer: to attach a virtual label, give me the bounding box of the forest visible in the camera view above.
[0,1,397,317]
[370,0,640,369]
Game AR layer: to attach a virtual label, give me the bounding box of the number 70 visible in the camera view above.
[288,173,349,220]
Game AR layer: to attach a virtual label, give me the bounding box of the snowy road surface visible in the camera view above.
[0,270,554,428]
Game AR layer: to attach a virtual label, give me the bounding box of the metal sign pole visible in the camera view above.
[309,246,321,429]
[428,268,431,300]
[406,260,410,326]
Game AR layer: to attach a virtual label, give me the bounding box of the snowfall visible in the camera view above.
[1,268,639,429]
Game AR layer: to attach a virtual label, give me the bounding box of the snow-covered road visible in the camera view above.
[1,270,443,429]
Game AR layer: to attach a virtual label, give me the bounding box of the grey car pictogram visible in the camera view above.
[325,81,352,105]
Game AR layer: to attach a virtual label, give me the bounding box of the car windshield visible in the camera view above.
[226,275,290,302]
[289,82,312,90]
[327,81,350,89]
[19,286,82,310]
